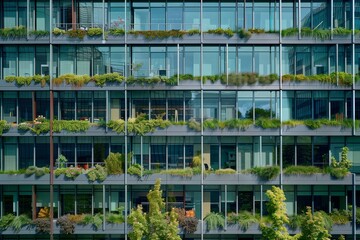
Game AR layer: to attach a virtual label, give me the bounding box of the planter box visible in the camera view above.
[0,225,36,235]
[148,125,198,136]
[53,81,125,91]
[203,79,280,90]
[282,80,351,90]
[0,80,49,91]
[0,174,50,185]
[283,173,353,185]
[282,125,352,136]
[204,173,279,185]
[126,34,200,44]
[127,173,201,185]
[204,126,280,137]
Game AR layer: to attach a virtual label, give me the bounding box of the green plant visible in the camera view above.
[0,214,15,230]
[66,29,87,39]
[33,218,51,234]
[298,207,331,240]
[53,120,90,133]
[64,167,83,180]
[248,166,280,180]
[109,28,125,36]
[87,27,103,37]
[127,164,143,177]
[214,168,236,174]
[104,152,131,175]
[228,211,258,231]
[207,28,234,37]
[204,212,225,231]
[255,118,281,129]
[56,154,68,168]
[8,214,31,232]
[4,75,49,87]
[25,166,50,177]
[238,29,251,38]
[86,164,108,182]
[52,27,66,36]
[57,215,75,234]
[173,208,198,234]
[106,207,125,224]
[327,146,351,179]
[192,154,201,167]
[0,26,27,38]
[129,30,186,39]
[79,214,103,230]
[284,165,322,175]
[187,29,201,35]
[128,179,181,240]
[92,72,124,86]
[329,209,350,225]
[0,120,10,135]
[160,168,195,177]
[287,214,303,230]
[187,119,201,131]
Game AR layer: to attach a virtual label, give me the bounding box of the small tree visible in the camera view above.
[128,179,181,240]
[260,186,295,240]
[298,207,331,240]
[331,146,351,169]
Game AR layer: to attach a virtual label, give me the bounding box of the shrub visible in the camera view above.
[80,214,103,230]
[173,208,198,234]
[67,29,87,39]
[192,154,201,167]
[284,165,322,175]
[53,120,90,133]
[64,167,83,180]
[57,215,75,234]
[255,118,281,129]
[25,166,49,177]
[0,214,15,230]
[207,28,234,37]
[330,209,350,224]
[0,120,10,135]
[161,168,194,177]
[238,29,251,38]
[86,164,108,182]
[87,28,103,37]
[0,26,27,38]
[204,212,225,231]
[227,211,258,231]
[187,29,201,35]
[106,207,125,224]
[187,119,201,131]
[107,119,125,133]
[33,218,51,234]
[215,168,236,175]
[56,154,68,168]
[104,152,129,174]
[248,166,280,180]
[52,28,66,35]
[92,72,124,86]
[109,28,125,35]
[127,164,143,177]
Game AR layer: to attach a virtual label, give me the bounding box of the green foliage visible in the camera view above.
[86,164,108,182]
[283,165,322,175]
[104,152,132,175]
[281,28,298,37]
[255,118,281,129]
[0,214,15,230]
[325,167,349,179]
[329,209,351,225]
[87,28,103,37]
[0,169,26,174]
[298,207,331,240]
[29,30,49,37]
[106,207,125,224]
[53,120,90,133]
[327,146,351,179]
[127,164,143,177]
[225,72,278,86]
[187,119,202,131]
[66,29,87,39]
[127,75,176,85]
[207,28,234,37]
[214,168,236,175]
[282,72,353,86]
[187,29,201,35]
[0,26,27,38]
[287,214,303,230]
[248,166,280,180]
[5,75,49,87]
[238,29,252,38]
[304,119,342,130]
[0,120,10,135]
[107,119,125,133]
[25,166,50,177]
[57,215,75,234]
[128,179,181,240]
[129,30,186,39]
[204,212,225,231]
[52,28,66,35]
[33,218,51,234]
[260,186,294,240]
[9,214,31,232]
[160,168,195,177]
[109,28,125,35]
[54,167,83,180]
[80,214,104,230]
[92,72,125,86]
[192,154,201,167]
[53,74,91,87]
[56,154,68,168]
[227,211,258,231]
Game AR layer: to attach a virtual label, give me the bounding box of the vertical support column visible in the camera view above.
[260,184,263,218]
[27,0,30,38]
[124,0,128,238]
[330,0,333,39]
[352,174,356,239]
[72,0,76,29]
[102,0,105,41]
[102,185,106,230]
[298,0,301,38]
[49,0,54,231]
[177,44,180,85]
[226,44,229,85]
[224,185,227,230]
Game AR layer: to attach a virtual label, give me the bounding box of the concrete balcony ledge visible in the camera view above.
[0,174,50,185]
[0,35,49,44]
[203,33,279,44]
[281,36,352,44]
[125,34,201,44]
[127,173,202,185]
[52,35,104,44]
[203,126,280,136]
[204,173,279,185]
[282,80,352,90]
[282,125,353,136]
[203,80,280,90]
[282,174,353,185]
[52,81,125,91]
[0,80,49,91]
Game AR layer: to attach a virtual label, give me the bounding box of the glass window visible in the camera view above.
[182,46,200,76]
[203,2,219,31]
[221,3,236,30]
[184,3,200,30]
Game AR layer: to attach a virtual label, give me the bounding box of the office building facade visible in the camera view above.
[0,0,360,239]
